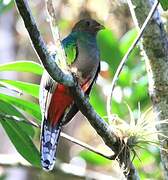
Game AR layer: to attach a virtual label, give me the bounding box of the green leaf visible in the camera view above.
[0,100,40,167]
[0,61,43,75]
[79,150,111,166]
[119,28,137,55]
[134,149,155,168]
[0,93,41,122]
[1,120,40,167]
[118,66,132,86]
[0,79,39,98]
[0,80,23,94]
[90,86,106,119]
[97,29,122,75]
[0,174,6,180]
[119,28,139,68]
[159,0,168,10]
[0,100,35,138]
[0,0,14,14]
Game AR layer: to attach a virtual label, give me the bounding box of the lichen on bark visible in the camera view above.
[128,0,168,178]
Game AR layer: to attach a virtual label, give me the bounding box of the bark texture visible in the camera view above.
[128,0,168,178]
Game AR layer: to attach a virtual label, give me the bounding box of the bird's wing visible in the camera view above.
[39,70,61,170]
[39,70,57,119]
[62,62,100,125]
[59,34,78,125]
[39,33,77,119]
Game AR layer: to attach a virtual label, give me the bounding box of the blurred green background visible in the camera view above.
[0,0,166,179]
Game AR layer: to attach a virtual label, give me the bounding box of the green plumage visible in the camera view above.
[63,36,77,65]
[62,31,99,66]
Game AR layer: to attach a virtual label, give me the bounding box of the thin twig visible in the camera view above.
[0,113,114,160]
[61,132,115,160]
[127,0,168,178]
[46,0,67,70]
[106,0,159,120]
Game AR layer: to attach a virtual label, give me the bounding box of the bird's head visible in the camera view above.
[72,19,104,35]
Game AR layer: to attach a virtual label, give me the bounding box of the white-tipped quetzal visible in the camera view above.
[39,19,104,171]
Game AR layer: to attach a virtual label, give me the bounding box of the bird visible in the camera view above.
[39,18,104,171]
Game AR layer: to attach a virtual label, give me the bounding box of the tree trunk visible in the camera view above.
[128,0,168,179]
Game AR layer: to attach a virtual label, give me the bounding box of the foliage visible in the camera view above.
[159,0,168,10]
[0,61,42,167]
[0,61,43,75]
[0,0,14,14]
[79,150,111,165]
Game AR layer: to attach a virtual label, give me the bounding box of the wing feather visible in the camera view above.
[39,70,57,119]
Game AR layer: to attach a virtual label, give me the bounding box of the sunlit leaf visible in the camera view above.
[0,61,43,75]
[0,79,39,98]
[79,150,111,166]
[97,29,122,75]
[111,100,128,118]
[119,29,137,53]
[159,0,168,10]
[0,100,40,167]
[0,100,35,137]
[0,93,41,122]
[119,28,139,67]
[0,80,23,94]
[118,66,132,86]
[132,77,148,104]
[0,0,14,14]
[134,149,155,168]
[90,86,106,118]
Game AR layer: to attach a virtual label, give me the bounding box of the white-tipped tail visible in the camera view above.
[40,118,61,171]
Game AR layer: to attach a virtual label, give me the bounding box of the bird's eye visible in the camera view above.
[86,21,90,26]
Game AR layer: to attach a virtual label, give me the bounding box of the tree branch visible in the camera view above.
[127,0,168,178]
[61,132,115,160]
[14,0,138,178]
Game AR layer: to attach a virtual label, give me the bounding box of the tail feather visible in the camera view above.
[40,117,61,171]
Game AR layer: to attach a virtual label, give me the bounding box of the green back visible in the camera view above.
[62,33,77,66]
